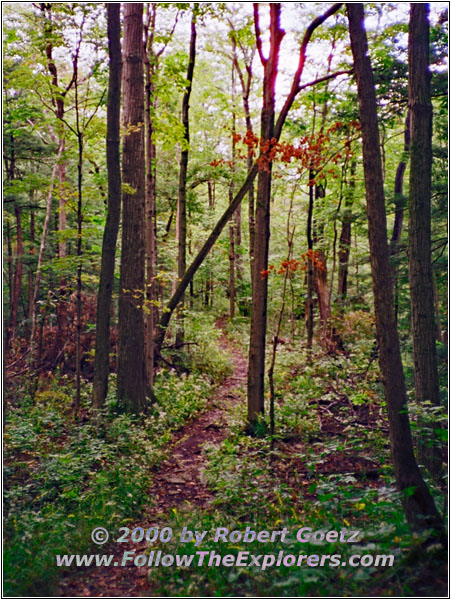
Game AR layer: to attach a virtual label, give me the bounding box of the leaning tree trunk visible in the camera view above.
[347,2,443,534]
[93,3,122,409]
[407,2,442,477]
[117,3,147,413]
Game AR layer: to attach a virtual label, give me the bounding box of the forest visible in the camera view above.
[3,2,448,597]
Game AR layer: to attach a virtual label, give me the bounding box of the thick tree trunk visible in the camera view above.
[175,9,197,346]
[347,3,442,533]
[408,3,442,477]
[117,3,147,413]
[93,3,122,409]
[247,4,284,425]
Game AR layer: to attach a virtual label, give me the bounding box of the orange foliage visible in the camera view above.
[215,120,360,175]
[260,250,326,280]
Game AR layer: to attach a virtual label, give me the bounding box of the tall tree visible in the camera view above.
[93,3,122,409]
[175,6,197,346]
[346,2,443,533]
[117,3,147,413]
[247,3,284,425]
[407,3,441,476]
[143,3,158,388]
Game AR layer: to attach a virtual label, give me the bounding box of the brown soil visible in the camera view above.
[56,331,247,597]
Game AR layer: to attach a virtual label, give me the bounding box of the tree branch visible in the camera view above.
[253,3,267,65]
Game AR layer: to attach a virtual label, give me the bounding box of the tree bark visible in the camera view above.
[347,2,442,533]
[175,8,197,346]
[390,111,410,255]
[144,4,159,387]
[117,3,147,413]
[408,2,442,477]
[337,159,356,302]
[27,208,35,340]
[229,58,237,319]
[93,3,122,409]
[247,4,284,425]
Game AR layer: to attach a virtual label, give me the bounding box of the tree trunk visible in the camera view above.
[144,4,159,387]
[337,159,356,302]
[27,208,35,340]
[247,4,284,426]
[390,111,410,256]
[432,271,444,343]
[6,203,23,354]
[408,2,442,477]
[93,3,122,409]
[229,59,237,319]
[347,2,442,533]
[117,3,147,414]
[306,171,315,348]
[175,8,197,346]
[231,29,255,291]
[229,223,236,319]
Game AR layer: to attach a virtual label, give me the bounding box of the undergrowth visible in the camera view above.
[146,332,447,598]
[3,318,230,597]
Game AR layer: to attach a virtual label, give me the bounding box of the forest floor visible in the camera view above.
[56,328,248,597]
[5,320,447,598]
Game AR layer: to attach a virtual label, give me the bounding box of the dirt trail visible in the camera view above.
[57,332,247,597]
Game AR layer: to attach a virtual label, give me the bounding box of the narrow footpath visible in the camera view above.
[57,332,247,597]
